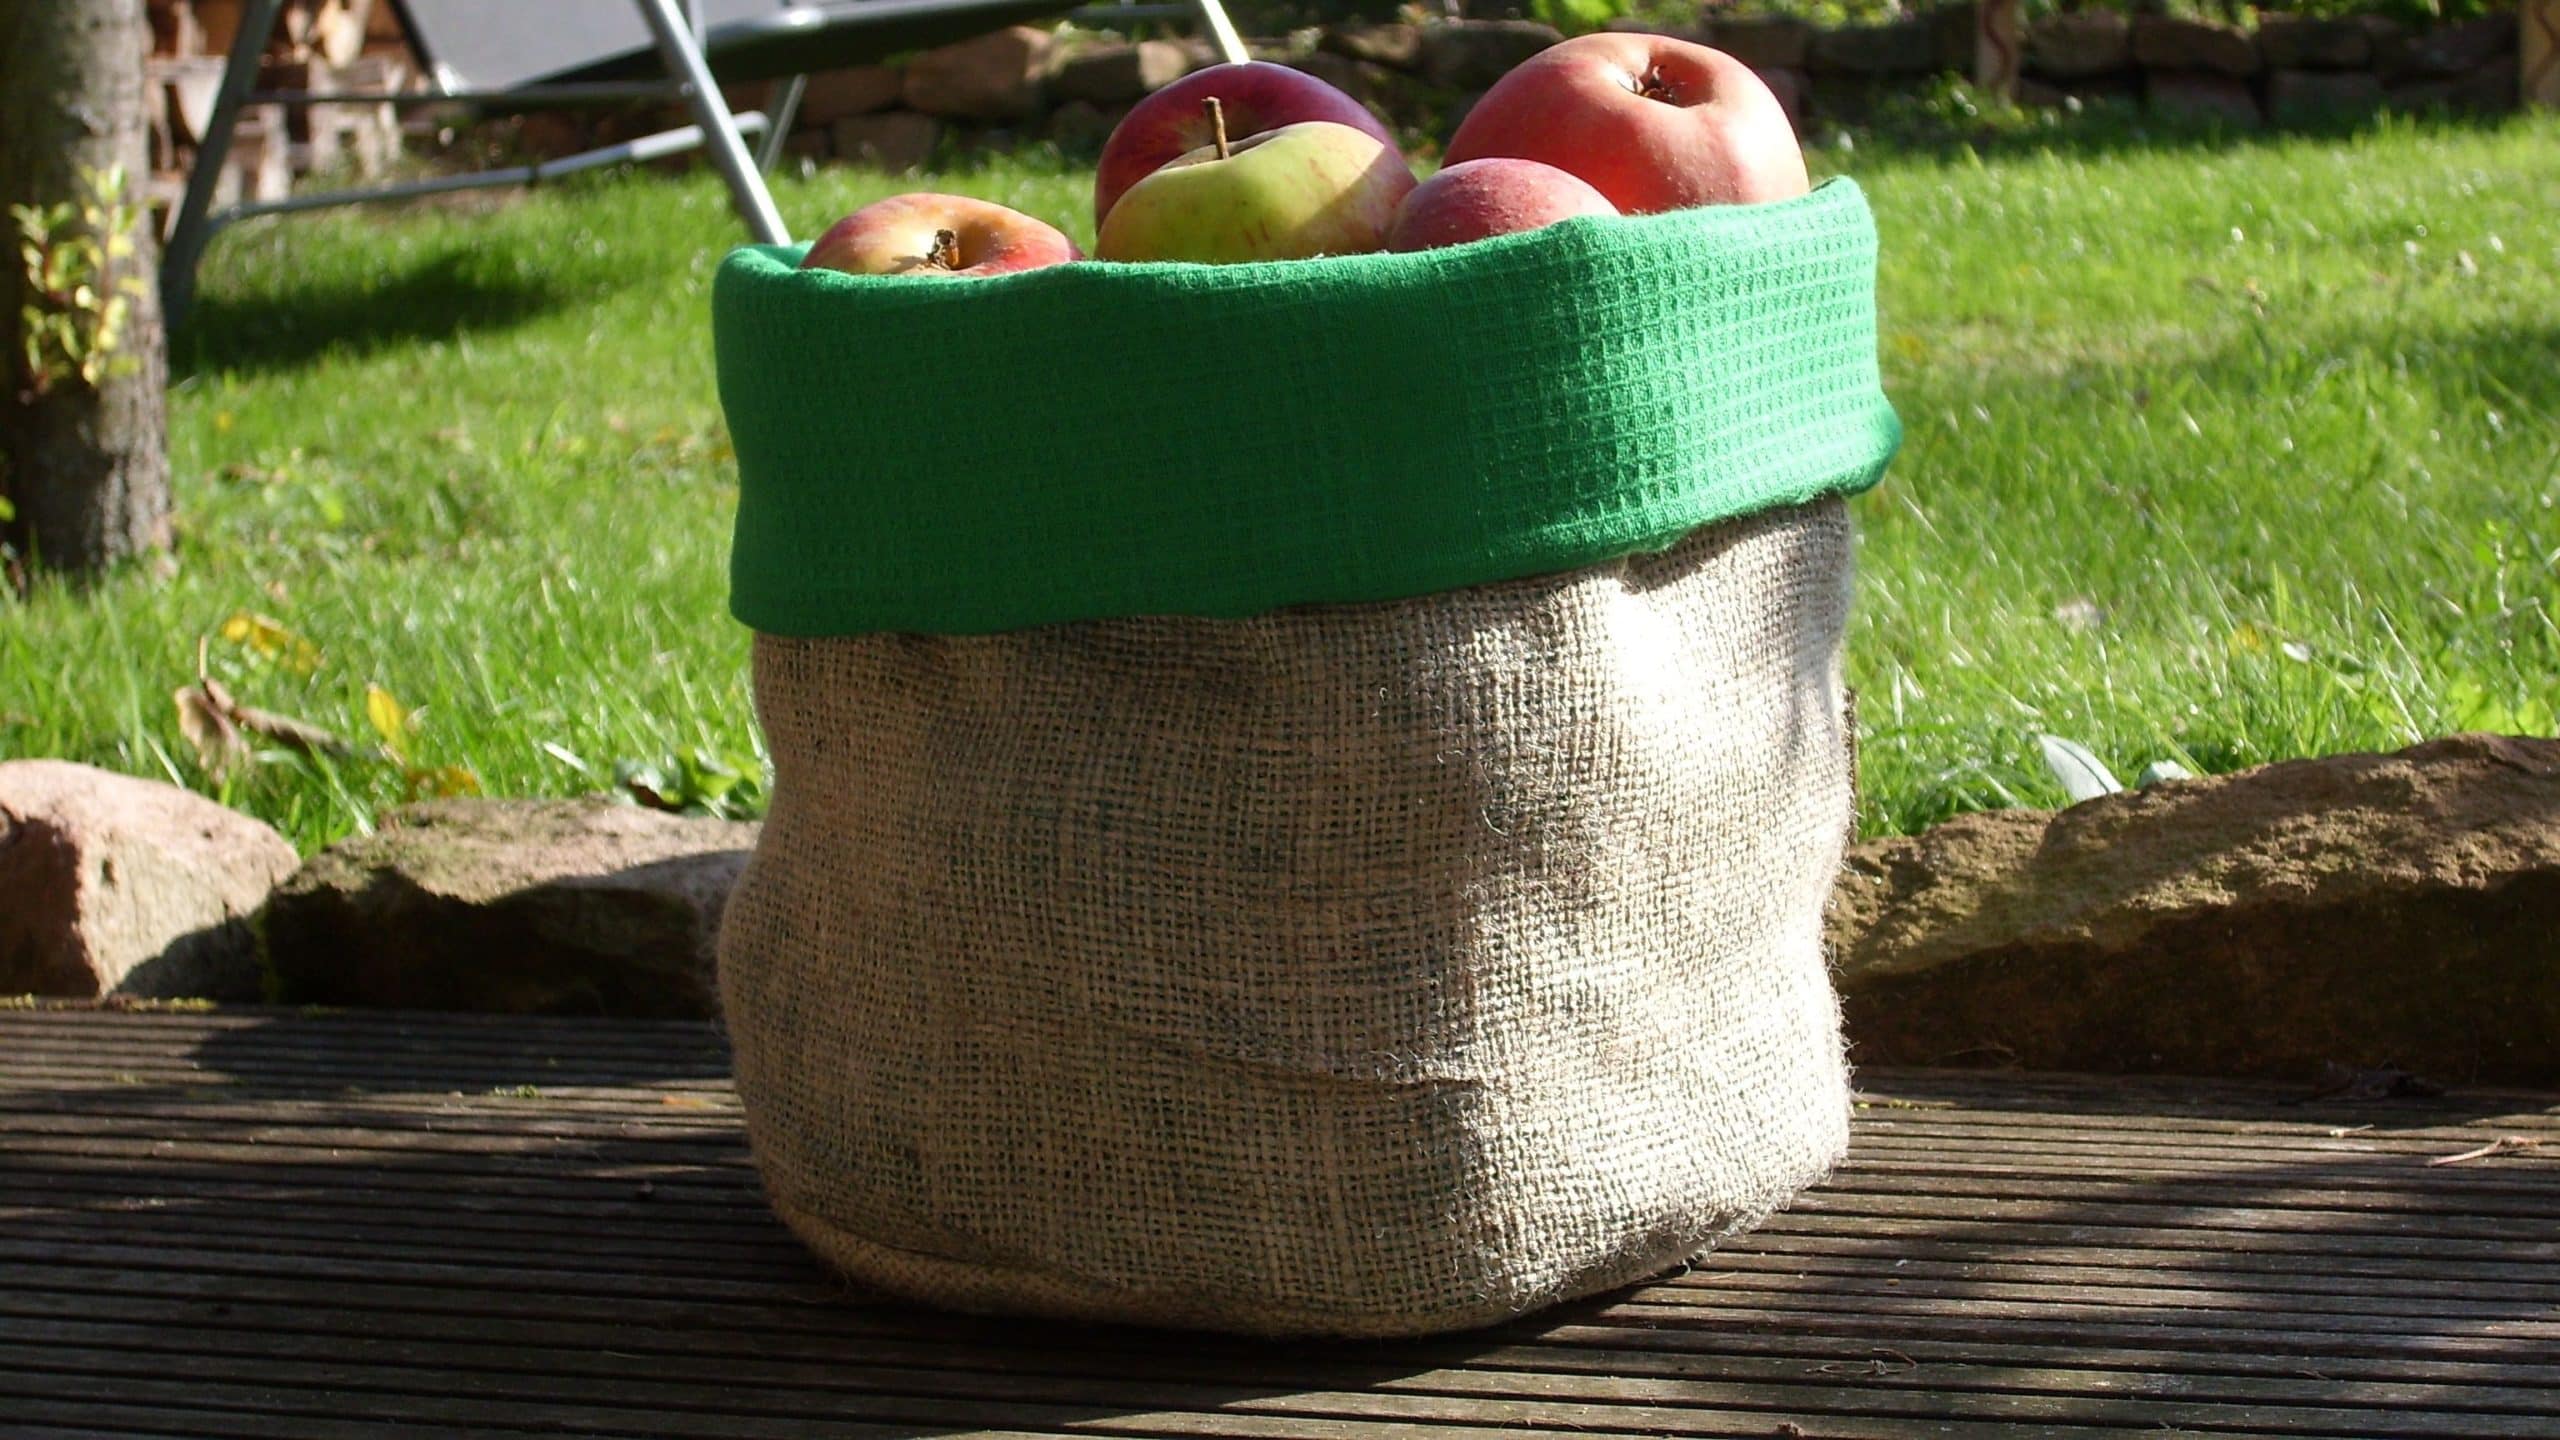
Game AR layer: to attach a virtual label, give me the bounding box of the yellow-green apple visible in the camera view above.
[1385,157,1618,252]
[1096,101,1414,264]
[800,193,1079,278]
[1442,33,1807,215]
[1094,61,1395,228]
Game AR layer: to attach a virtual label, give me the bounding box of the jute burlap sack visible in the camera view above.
[716,496,1858,1338]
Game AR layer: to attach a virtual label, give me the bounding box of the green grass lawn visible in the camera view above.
[4,115,2554,850]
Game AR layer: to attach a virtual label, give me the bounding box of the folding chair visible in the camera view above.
[159,0,1251,327]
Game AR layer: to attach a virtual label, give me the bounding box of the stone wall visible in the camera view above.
[707,10,2525,172]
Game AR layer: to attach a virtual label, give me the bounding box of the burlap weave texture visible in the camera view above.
[717,499,1858,1338]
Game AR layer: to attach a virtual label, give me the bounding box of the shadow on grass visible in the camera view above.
[170,247,595,380]
[1818,95,2531,168]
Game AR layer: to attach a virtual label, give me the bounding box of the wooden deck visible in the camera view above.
[4,1006,2557,1439]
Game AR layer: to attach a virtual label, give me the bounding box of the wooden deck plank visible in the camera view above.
[3,1005,2556,1439]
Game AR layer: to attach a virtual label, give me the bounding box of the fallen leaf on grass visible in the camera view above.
[174,672,350,780]
[365,683,414,762]
[218,609,322,674]
[401,763,481,800]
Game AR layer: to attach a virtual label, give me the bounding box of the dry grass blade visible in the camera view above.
[2427,1135,2546,1167]
[231,700,352,758]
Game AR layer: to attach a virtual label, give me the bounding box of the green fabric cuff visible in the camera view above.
[718,175,1900,636]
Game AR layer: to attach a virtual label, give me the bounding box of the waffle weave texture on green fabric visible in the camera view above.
[717,175,1900,637]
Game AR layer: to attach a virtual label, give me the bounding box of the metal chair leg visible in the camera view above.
[759,75,808,173]
[632,0,789,244]
[161,0,290,331]
[1196,0,1248,65]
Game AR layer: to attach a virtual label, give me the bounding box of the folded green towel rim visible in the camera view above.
[718,175,1900,637]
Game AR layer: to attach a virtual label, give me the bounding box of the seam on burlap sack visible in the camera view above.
[719,499,1860,1338]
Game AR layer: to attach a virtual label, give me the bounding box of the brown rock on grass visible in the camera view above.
[902,25,1053,120]
[832,112,942,173]
[1830,735,2560,1086]
[2026,12,2132,81]
[1051,40,1191,106]
[1418,19,1563,91]
[262,798,757,1018]
[0,760,295,1001]
[1707,16,1814,71]
[1809,18,1937,76]
[795,65,904,127]
[2131,17,2260,78]
[2147,70,2262,129]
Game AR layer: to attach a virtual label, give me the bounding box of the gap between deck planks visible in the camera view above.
[2,1005,2556,1440]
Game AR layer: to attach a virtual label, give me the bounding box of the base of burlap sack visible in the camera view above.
[720,499,1860,1339]
[768,1187,1805,1340]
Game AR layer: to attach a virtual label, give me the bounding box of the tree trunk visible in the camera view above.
[1,0,172,577]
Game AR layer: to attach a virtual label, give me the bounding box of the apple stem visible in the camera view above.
[930,229,961,270]
[1205,96,1230,161]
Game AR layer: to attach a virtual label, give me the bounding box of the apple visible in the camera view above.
[1095,102,1415,264]
[1385,157,1619,253]
[800,193,1079,278]
[1442,33,1808,215]
[1094,61,1396,229]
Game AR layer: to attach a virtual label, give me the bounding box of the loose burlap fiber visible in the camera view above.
[716,497,1858,1339]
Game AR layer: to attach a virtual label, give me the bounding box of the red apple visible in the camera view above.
[800,193,1079,278]
[1442,33,1808,215]
[1385,157,1618,253]
[1096,105,1414,265]
[1094,62,1396,229]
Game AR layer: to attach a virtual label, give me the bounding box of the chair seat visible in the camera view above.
[576,0,1092,84]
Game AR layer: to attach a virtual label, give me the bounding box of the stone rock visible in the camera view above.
[831,111,942,172]
[1931,3,1978,75]
[1044,97,1124,150]
[2131,16,2259,78]
[1050,39,1190,106]
[2404,15,2516,77]
[1246,30,1322,66]
[1757,66,1808,130]
[1289,50,1370,103]
[1810,19,1938,77]
[2146,69,2261,128]
[1708,16,1814,70]
[1418,19,1562,91]
[2014,76,2068,109]
[1603,16,1693,37]
[263,798,758,1019]
[2266,67,2386,125]
[901,25,1053,120]
[1174,36,1222,74]
[2388,54,2521,115]
[2026,11,2132,80]
[795,64,903,127]
[1324,22,1422,70]
[2256,15,2371,71]
[0,761,295,1001]
[2355,15,2414,79]
[1829,735,2560,1086]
